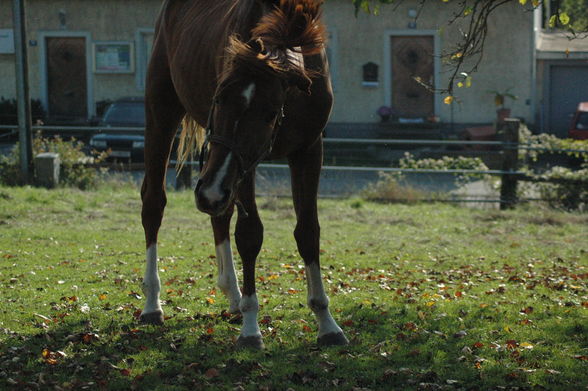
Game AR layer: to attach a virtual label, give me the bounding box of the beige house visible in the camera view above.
[0,0,159,123]
[535,30,588,136]
[0,0,537,130]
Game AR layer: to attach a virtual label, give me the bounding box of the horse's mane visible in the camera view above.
[252,0,326,55]
[177,0,327,172]
[220,0,326,88]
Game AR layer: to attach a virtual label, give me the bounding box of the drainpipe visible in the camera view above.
[12,0,33,183]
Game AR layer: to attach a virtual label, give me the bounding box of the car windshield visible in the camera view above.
[103,102,145,126]
[576,112,588,130]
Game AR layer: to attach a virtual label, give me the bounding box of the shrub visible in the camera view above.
[362,172,428,203]
[519,126,588,210]
[534,164,588,211]
[0,133,107,190]
[398,152,490,186]
[361,154,491,203]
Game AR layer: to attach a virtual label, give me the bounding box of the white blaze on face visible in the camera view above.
[202,152,232,204]
[242,82,256,107]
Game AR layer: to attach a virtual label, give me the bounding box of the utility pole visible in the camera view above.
[12,0,33,183]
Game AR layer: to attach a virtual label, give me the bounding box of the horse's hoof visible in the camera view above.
[139,310,164,325]
[317,332,349,346]
[236,335,265,350]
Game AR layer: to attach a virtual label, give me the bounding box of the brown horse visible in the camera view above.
[140,0,347,348]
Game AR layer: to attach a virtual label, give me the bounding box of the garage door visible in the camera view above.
[549,65,588,137]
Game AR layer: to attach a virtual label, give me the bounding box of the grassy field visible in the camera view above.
[0,183,586,390]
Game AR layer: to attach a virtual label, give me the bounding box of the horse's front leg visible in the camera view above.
[139,48,185,325]
[234,171,264,349]
[211,205,241,314]
[288,140,348,346]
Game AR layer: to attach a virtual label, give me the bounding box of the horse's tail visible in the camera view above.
[176,115,205,173]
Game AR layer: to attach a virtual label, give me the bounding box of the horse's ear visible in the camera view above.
[288,72,312,95]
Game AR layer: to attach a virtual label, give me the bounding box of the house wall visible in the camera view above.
[0,0,534,126]
[0,0,159,117]
[0,0,16,101]
[536,59,588,136]
[323,0,535,125]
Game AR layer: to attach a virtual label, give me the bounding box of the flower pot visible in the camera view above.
[497,108,511,123]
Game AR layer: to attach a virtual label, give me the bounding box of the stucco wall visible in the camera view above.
[0,0,160,115]
[0,0,534,125]
[0,0,15,101]
[323,0,535,124]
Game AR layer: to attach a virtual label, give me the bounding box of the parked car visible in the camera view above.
[568,102,588,140]
[89,97,145,161]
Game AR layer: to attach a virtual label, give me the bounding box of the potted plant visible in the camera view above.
[488,88,517,123]
[376,105,396,123]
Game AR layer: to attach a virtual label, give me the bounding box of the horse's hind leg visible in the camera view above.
[211,205,242,314]
[288,140,348,346]
[140,47,185,325]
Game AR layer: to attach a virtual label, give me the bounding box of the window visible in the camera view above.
[135,29,155,91]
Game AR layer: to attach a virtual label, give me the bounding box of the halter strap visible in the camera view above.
[198,100,285,183]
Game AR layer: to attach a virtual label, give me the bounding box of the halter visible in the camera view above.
[198,97,285,185]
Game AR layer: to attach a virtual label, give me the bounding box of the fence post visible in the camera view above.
[34,152,60,188]
[13,0,34,183]
[175,164,192,190]
[499,118,520,210]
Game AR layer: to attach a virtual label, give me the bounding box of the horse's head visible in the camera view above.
[195,0,326,216]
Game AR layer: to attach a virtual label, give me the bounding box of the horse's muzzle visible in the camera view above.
[195,178,232,216]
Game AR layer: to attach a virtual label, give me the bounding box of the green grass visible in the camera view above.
[0,183,587,390]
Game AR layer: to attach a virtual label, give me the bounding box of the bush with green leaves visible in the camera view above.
[361,171,428,203]
[362,154,490,203]
[0,133,107,190]
[519,126,588,210]
[398,152,490,185]
[533,164,588,211]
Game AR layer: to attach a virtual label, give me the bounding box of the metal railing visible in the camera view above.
[2,120,586,209]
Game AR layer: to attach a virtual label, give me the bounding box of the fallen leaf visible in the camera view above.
[453,330,467,338]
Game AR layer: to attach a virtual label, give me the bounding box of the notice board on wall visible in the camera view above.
[93,41,134,73]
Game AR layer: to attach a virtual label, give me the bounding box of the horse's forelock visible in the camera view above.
[220,0,325,93]
[251,0,326,55]
[223,35,308,86]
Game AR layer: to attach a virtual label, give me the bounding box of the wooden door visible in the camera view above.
[46,37,87,121]
[391,36,434,119]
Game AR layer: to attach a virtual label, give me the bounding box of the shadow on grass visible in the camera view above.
[0,303,583,391]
